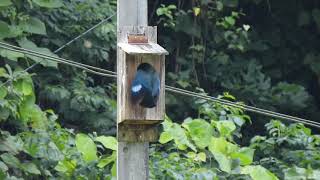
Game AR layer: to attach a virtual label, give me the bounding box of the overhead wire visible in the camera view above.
[1,42,320,128]
[0,13,116,87]
[164,86,320,128]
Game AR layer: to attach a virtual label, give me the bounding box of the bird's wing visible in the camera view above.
[131,71,149,104]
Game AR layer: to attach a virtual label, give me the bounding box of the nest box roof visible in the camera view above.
[118,42,169,55]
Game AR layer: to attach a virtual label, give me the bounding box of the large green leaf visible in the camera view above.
[0,21,11,39]
[214,120,236,137]
[230,147,254,165]
[32,0,63,8]
[0,0,12,6]
[54,159,76,174]
[212,152,232,173]
[0,86,7,99]
[17,38,57,67]
[0,153,20,168]
[0,134,24,155]
[208,137,238,155]
[97,152,116,168]
[13,78,33,96]
[182,119,212,149]
[20,17,46,35]
[17,93,48,128]
[0,161,8,172]
[159,131,173,144]
[21,162,41,175]
[95,136,117,151]
[0,49,24,61]
[75,133,98,162]
[162,118,197,151]
[241,165,279,180]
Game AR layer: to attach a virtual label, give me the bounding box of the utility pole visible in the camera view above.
[117,1,149,180]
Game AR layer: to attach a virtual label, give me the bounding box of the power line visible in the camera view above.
[165,86,320,128]
[0,13,116,87]
[0,42,116,75]
[53,13,116,53]
[1,42,320,128]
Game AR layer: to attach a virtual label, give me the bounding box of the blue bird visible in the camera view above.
[131,63,160,108]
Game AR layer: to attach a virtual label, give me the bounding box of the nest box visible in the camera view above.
[117,26,168,142]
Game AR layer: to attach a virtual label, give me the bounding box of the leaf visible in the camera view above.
[75,133,98,162]
[284,166,307,180]
[0,0,12,6]
[242,165,279,180]
[159,131,173,144]
[54,159,76,174]
[0,21,11,39]
[183,119,212,149]
[197,152,206,162]
[162,118,197,151]
[0,86,7,99]
[0,134,24,154]
[21,162,41,175]
[213,152,232,173]
[208,137,238,155]
[13,78,33,96]
[193,7,201,16]
[20,17,47,35]
[17,38,58,67]
[111,161,116,177]
[32,0,63,8]
[214,120,236,137]
[230,147,254,165]
[243,24,250,31]
[0,153,20,168]
[225,16,235,26]
[19,96,47,129]
[0,49,24,61]
[216,1,223,11]
[95,136,117,151]
[0,161,8,172]
[97,152,116,168]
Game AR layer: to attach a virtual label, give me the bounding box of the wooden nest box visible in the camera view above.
[117,26,168,142]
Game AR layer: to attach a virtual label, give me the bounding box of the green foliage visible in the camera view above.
[250,120,320,179]
[154,0,320,122]
[0,68,116,179]
[151,96,278,180]
[1,0,320,179]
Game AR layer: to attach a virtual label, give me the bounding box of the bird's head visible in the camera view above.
[137,63,155,73]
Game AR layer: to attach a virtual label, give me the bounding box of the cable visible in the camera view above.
[53,13,116,53]
[0,13,116,87]
[165,85,320,126]
[165,86,320,128]
[0,42,116,75]
[1,41,320,128]
[0,45,116,78]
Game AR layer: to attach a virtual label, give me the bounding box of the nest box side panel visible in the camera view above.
[117,48,127,124]
[122,54,165,124]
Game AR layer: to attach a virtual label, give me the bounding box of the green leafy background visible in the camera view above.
[0,0,320,179]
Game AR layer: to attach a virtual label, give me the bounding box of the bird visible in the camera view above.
[131,63,160,108]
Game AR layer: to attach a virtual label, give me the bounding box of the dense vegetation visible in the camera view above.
[0,0,320,179]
